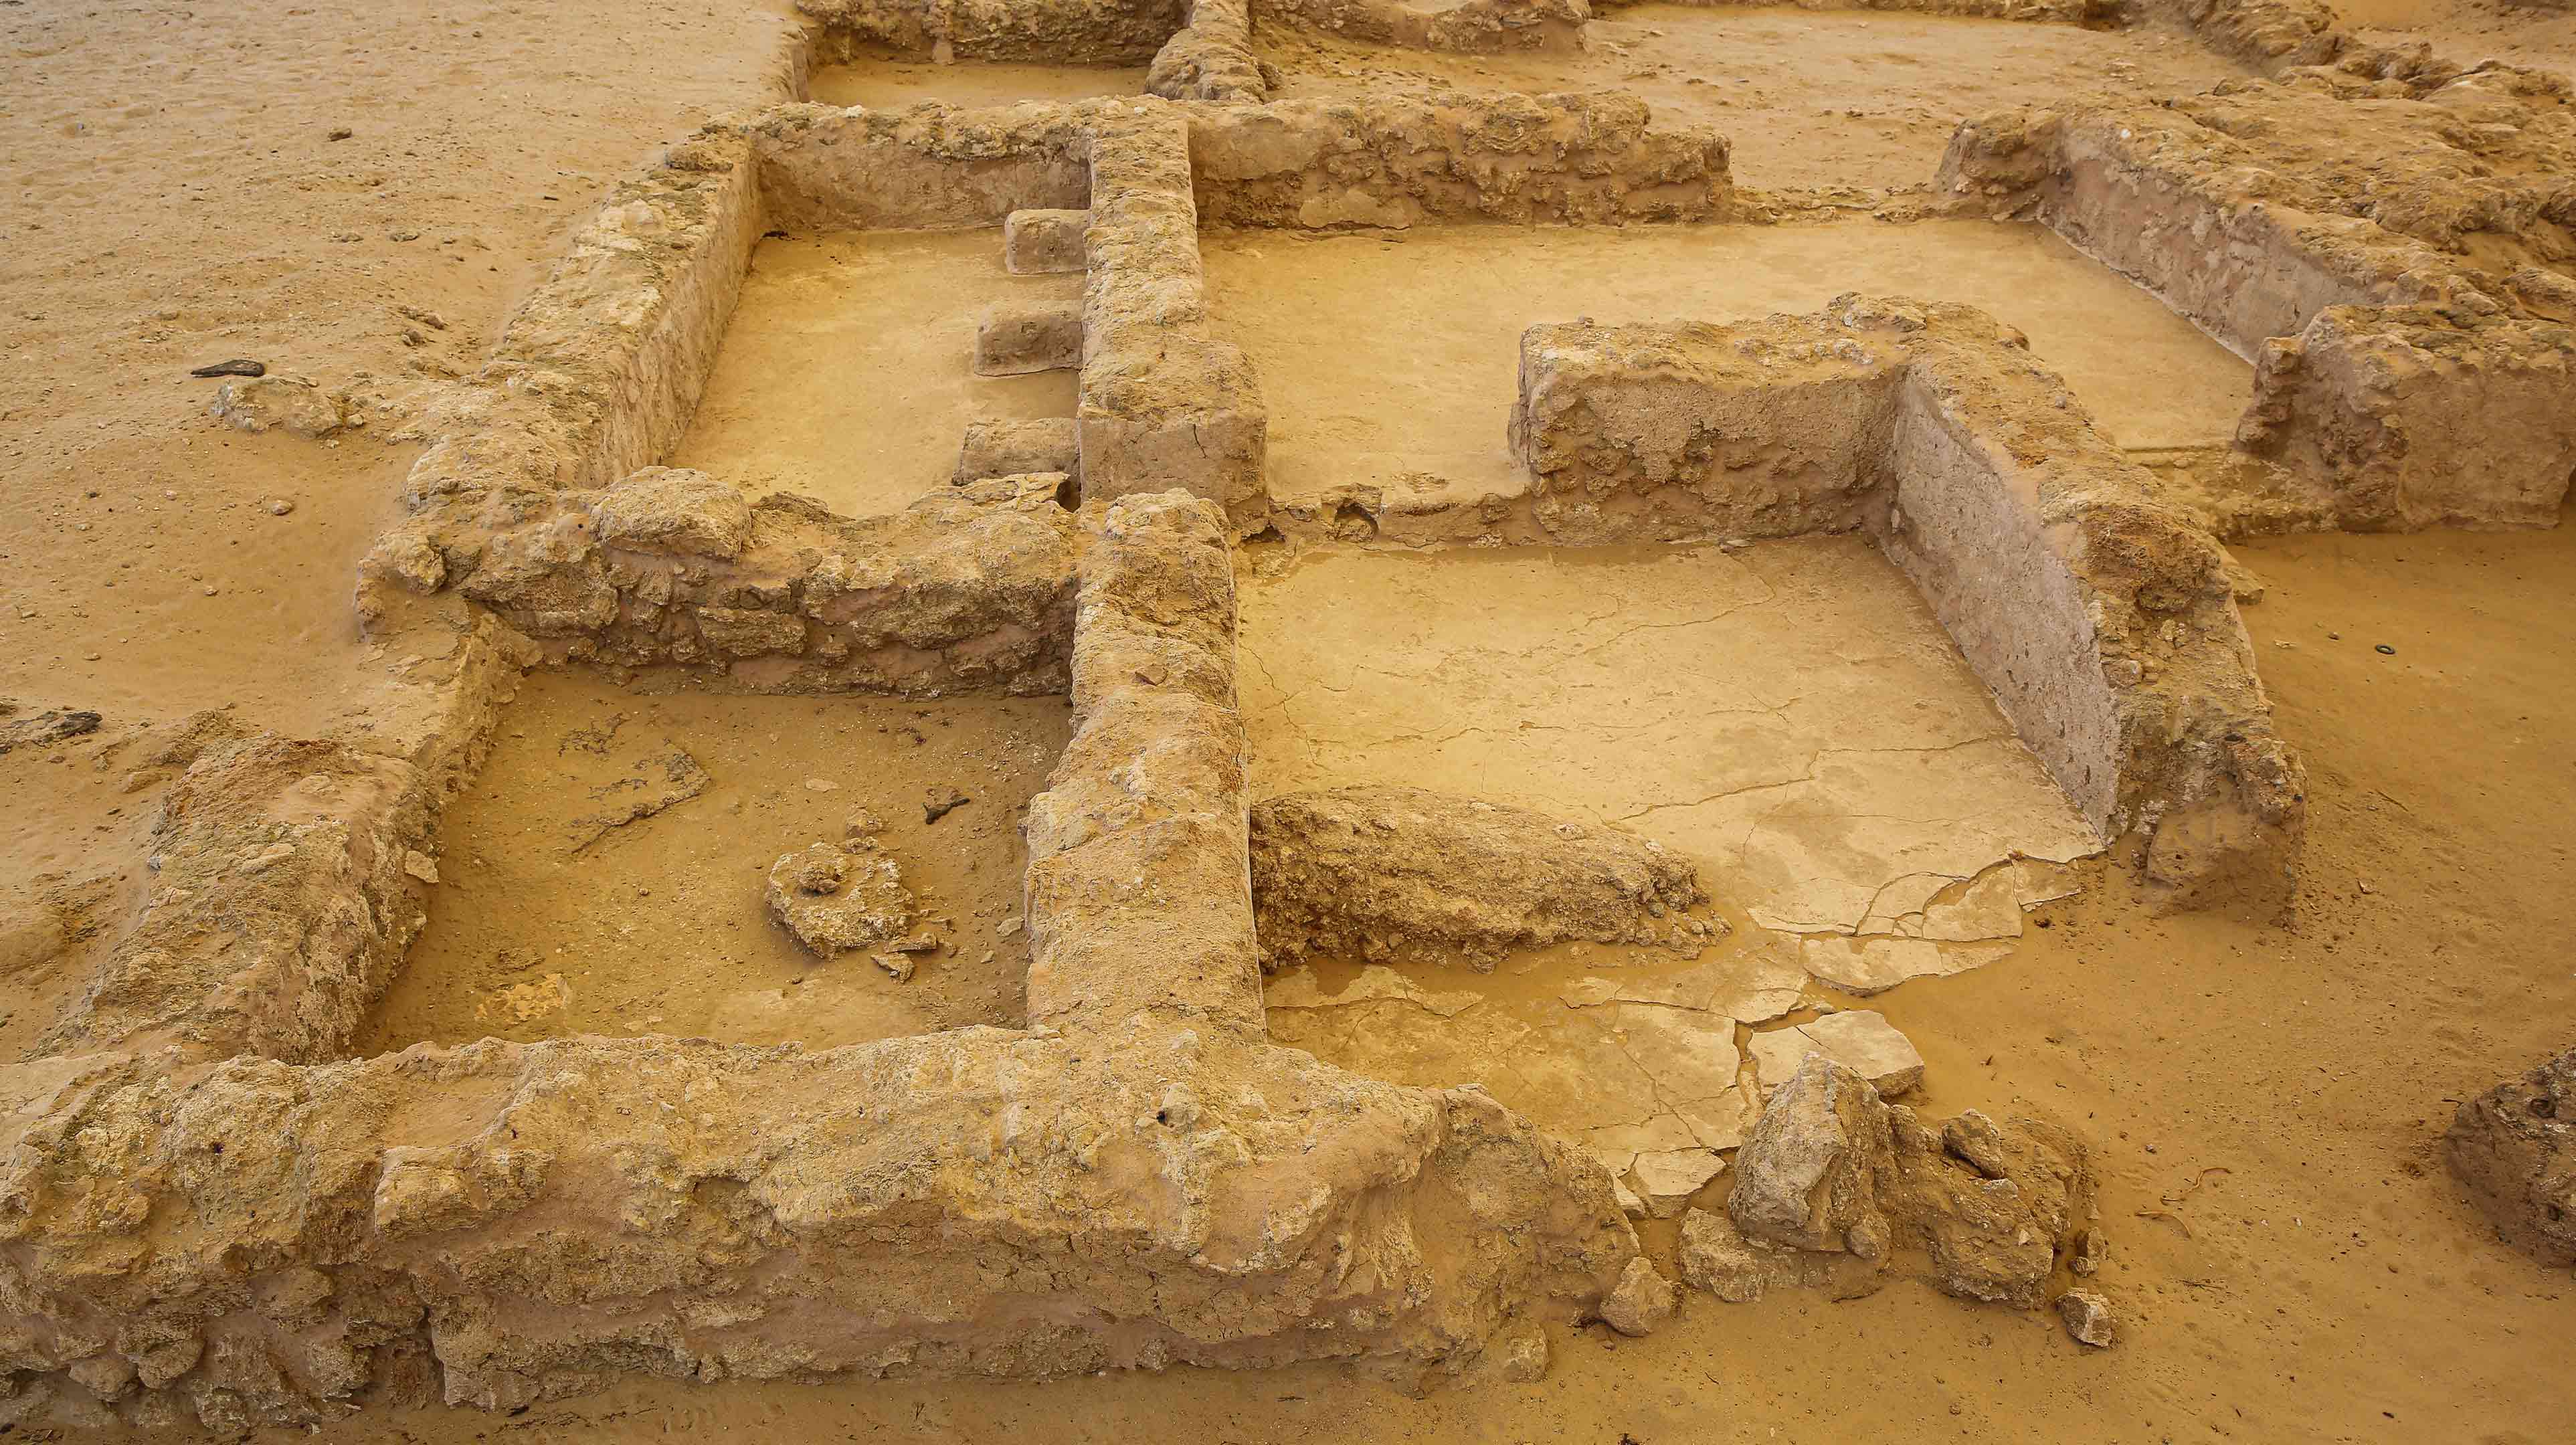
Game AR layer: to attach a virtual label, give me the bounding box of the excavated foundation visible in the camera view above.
[5,0,2567,1427]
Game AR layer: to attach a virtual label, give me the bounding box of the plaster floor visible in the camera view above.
[1202,219,2253,522]
[1236,537,2102,940]
[667,230,1080,518]
[1261,4,2249,194]
[359,670,1069,1054]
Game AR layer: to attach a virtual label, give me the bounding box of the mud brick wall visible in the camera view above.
[1513,298,2307,908]
[1149,0,1265,102]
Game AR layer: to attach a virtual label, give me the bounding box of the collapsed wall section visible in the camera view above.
[1513,298,2306,906]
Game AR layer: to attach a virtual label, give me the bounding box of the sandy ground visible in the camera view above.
[359,671,1068,1054]
[1262,4,2251,196]
[670,231,1083,516]
[7,0,2576,1438]
[1204,220,2251,512]
[2334,0,2576,78]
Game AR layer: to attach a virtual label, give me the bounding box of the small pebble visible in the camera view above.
[2374,644,2395,656]
[266,499,294,516]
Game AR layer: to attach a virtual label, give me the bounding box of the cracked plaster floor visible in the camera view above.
[1245,537,2099,1202]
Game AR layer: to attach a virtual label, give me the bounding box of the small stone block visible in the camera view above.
[974,302,1084,377]
[956,416,1081,484]
[1004,209,1089,275]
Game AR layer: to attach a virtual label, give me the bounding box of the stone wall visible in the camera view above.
[799,0,1188,64]
[1513,298,2306,907]
[1190,91,1735,227]
[1937,67,2576,532]
[1254,0,1588,52]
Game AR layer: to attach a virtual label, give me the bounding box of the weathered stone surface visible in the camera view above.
[1938,67,2576,534]
[2056,1288,2117,1347]
[1250,785,1706,970]
[1146,0,1263,102]
[1889,1107,2093,1307]
[1731,1054,1896,1256]
[1260,0,1586,54]
[1679,1208,1768,1303]
[1631,1149,1726,1220]
[591,466,753,558]
[958,417,1081,484]
[1190,91,1732,229]
[209,375,345,438]
[800,0,1184,64]
[2446,1044,2576,1265]
[1598,1258,1678,1337]
[1004,207,1090,274]
[1728,1060,2096,1309]
[974,300,1084,376]
[1511,300,2306,911]
[766,840,914,956]
[1750,1011,1926,1097]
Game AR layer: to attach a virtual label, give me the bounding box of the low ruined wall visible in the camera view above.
[0,1023,1634,1430]
[2235,305,2576,531]
[1254,0,1588,52]
[1149,0,1267,102]
[1190,92,1734,227]
[753,102,1094,233]
[1080,114,1272,528]
[1024,492,1265,1030]
[1936,76,2576,533]
[799,0,1188,64]
[1513,298,2307,907]
[436,470,1081,692]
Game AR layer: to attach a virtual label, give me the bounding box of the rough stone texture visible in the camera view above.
[2445,1044,2576,1265]
[1889,1106,2092,1308]
[2056,1288,2118,1347]
[765,840,915,955]
[1597,1258,1679,1337]
[1937,66,2576,534]
[1630,1149,1726,1219]
[1079,114,1271,531]
[1004,207,1091,274]
[383,473,1081,694]
[1730,1052,1897,1256]
[1249,785,1706,971]
[1679,1208,1768,1303]
[591,466,755,557]
[1728,1058,2096,1310]
[1190,91,1734,229]
[1259,0,1587,54]
[2236,305,2576,530]
[799,0,1186,64]
[958,417,1082,483]
[1023,490,1265,1032]
[32,615,527,1066]
[1749,1011,1926,1097]
[208,375,346,439]
[1149,0,1265,102]
[975,300,1086,375]
[0,1026,1639,1428]
[1513,300,2306,910]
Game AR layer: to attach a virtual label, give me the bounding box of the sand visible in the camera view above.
[5,0,2575,1438]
